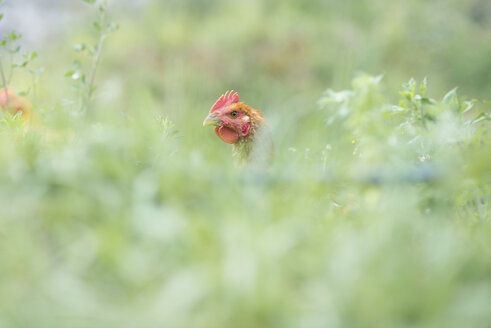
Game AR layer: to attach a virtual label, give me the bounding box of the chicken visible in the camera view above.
[203,91,273,166]
[0,88,32,122]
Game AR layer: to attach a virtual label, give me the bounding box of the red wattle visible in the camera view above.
[215,126,239,144]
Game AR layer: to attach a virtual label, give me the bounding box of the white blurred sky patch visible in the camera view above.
[0,0,149,50]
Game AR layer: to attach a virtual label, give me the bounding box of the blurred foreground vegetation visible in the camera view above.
[1,0,491,327]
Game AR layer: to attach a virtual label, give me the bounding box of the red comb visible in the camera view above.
[210,90,239,113]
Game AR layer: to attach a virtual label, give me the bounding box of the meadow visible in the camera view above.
[0,0,490,327]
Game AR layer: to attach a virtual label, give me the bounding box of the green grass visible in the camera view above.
[1,0,491,327]
[1,74,490,327]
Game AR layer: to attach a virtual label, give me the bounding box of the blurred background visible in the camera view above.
[2,0,491,151]
[0,0,490,327]
[3,0,491,103]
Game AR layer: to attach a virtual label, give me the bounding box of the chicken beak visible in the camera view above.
[203,113,220,127]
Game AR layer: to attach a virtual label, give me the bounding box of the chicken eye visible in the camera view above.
[230,111,238,118]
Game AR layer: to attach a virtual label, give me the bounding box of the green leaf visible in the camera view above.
[87,45,97,56]
[93,21,101,32]
[107,22,119,33]
[462,99,476,114]
[0,14,4,21]
[420,97,435,105]
[442,87,458,105]
[28,67,45,77]
[73,43,86,52]
[390,105,406,114]
[419,77,428,97]
[82,0,97,4]
[319,89,354,105]
[65,70,82,80]
[73,60,82,69]
[472,112,491,124]
[401,78,416,100]
[7,31,22,41]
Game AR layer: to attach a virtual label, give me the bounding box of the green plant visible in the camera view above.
[0,1,491,326]
[65,0,119,114]
[0,1,42,105]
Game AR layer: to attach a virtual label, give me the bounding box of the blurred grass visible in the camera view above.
[1,0,491,327]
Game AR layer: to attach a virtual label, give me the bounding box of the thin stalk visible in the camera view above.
[86,34,105,111]
[475,191,485,222]
[84,5,107,114]
[0,57,9,108]
[7,52,14,84]
[419,104,426,129]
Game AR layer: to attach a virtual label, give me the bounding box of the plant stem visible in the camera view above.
[7,52,13,84]
[87,35,105,109]
[418,102,426,129]
[0,57,9,108]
